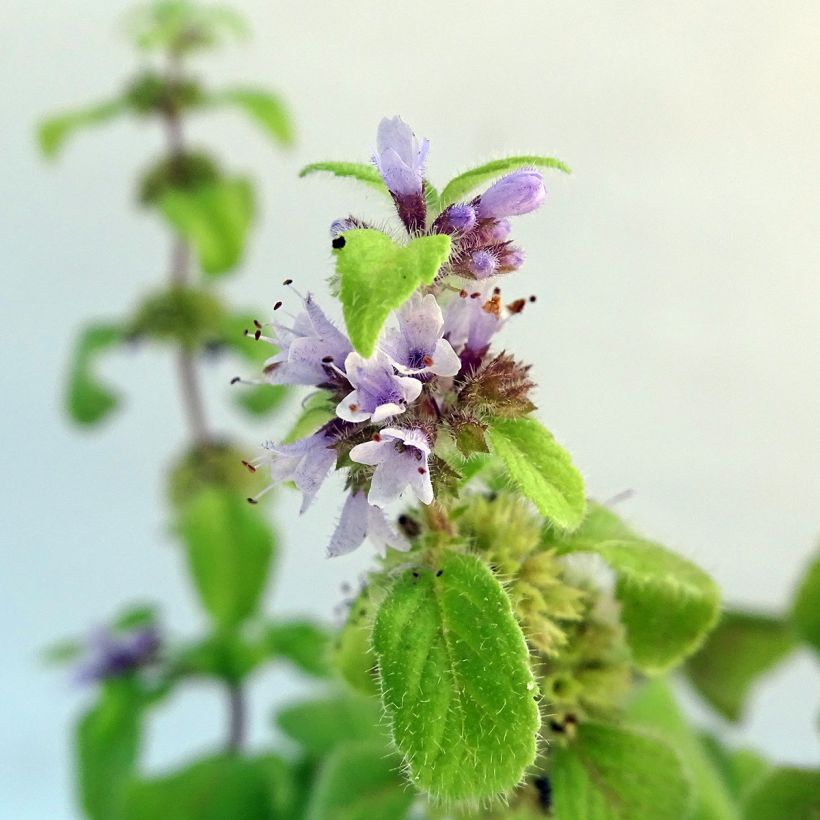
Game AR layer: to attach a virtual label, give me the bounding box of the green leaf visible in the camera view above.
[66,322,125,425]
[267,619,331,677]
[124,754,294,820]
[38,99,126,159]
[549,502,637,553]
[334,587,380,696]
[299,161,387,193]
[742,767,820,820]
[684,609,797,721]
[209,88,294,147]
[698,732,770,802]
[174,631,261,683]
[373,551,540,802]
[486,417,586,531]
[76,680,143,820]
[628,679,741,820]
[41,638,83,665]
[439,155,571,209]
[791,550,820,654]
[158,178,255,276]
[283,392,335,443]
[112,603,158,632]
[275,694,383,760]
[335,228,451,356]
[305,741,413,820]
[179,488,275,628]
[235,384,288,417]
[550,721,692,820]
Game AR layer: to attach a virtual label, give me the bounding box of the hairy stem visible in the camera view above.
[226,682,247,753]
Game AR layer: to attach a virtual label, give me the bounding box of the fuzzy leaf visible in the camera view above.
[209,88,294,146]
[685,609,797,721]
[551,722,692,820]
[335,229,451,357]
[305,741,413,820]
[66,323,125,425]
[487,417,586,531]
[550,502,637,552]
[158,178,255,276]
[628,679,741,820]
[179,489,275,628]
[266,619,331,678]
[791,550,820,654]
[38,99,126,158]
[742,767,820,820]
[299,161,387,193]
[439,155,571,209]
[373,551,540,802]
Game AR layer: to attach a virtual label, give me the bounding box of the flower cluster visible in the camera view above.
[74,625,161,684]
[245,116,547,557]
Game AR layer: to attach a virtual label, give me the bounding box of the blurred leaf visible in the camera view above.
[742,767,820,820]
[209,88,294,147]
[791,550,820,654]
[113,604,158,632]
[125,754,294,820]
[179,488,275,628]
[158,178,255,276]
[698,732,771,802]
[305,741,413,820]
[76,679,143,820]
[628,678,741,820]
[551,721,693,820]
[685,609,797,721]
[334,587,380,696]
[373,552,539,802]
[235,384,288,417]
[41,638,83,665]
[549,502,637,552]
[275,694,383,760]
[66,322,125,426]
[284,392,335,443]
[174,631,261,683]
[487,417,586,531]
[438,155,571,210]
[38,99,126,159]
[335,228,450,356]
[266,619,331,677]
[299,161,386,193]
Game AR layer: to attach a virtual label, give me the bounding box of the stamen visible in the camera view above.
[241,460,257,473]
[253,319,262,329]
[322,355,334,363]
[470,291,481,299]
[507,298,527,314]
[372,433,381,441]
[230,376,265,386]
[529,295,537,303]
[282,278,293,286]
[283,280,308,302]
[273,301,283,311]
[247,483,276,505]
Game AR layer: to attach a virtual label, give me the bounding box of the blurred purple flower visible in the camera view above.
[336,351,422,423]
[349,427,433,508]
[75,626,160,685]
[443,282,504,354]
[327,490,411,557]
[476,170,546,219]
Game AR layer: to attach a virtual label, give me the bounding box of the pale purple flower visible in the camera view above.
[327,490,411,557]
[257,432,336,512]
[263,292,351,386]
[380,293,461,378]
[443,282,503,353]
[349,427,434,508]
[75,626,160,684]
[468,249,497,279]
[497,246,525,272]
[476,170,546,219]
[336,351,422,423]
[373,116,429,197]
[433,203,477,235]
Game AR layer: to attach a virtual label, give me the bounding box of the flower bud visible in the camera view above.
[476,170,546,219]
[433,203,477,235]
[468,249,497,279]
[497,246,525,272]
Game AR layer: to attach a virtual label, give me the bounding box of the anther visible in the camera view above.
[349,403,359,412]
[372,433,381,441]
[493,286,501,295]
[459,289,468,298]
[254,329,262,340]
[230,376,241,385]
[470,291,481,299]
[417,467,427,475]
[529,295,537,303]
[253,319,262,329]
[322,355,334,363]
[273,301,283,311]
[507,298,526,314]
[247,497,258,504]
[282,278,293,286]
[422,355,434,366]
[241,460,257,473]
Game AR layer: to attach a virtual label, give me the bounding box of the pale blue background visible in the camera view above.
[3,1,819,817]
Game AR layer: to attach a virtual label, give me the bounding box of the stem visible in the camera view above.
[226,682,246,753]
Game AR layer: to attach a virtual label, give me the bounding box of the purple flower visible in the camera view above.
[327,490,411,557]
[443,282,504,353]
[258,432,337,512]
[381,293,461,378]
[336,351,422,423]
[475,170,546,219]
[263,292,351,386]
[75,626,160,684]
[349,427,434,508]
[373,116,429,198]
[433,203,477,235]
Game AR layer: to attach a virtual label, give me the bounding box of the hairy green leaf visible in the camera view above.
[439,155,571,209]
[275,694,383,760]
[335,229,451,356]
[742,767,820,820]
[38,99,126,159]
[267,619,331,678]
[76,680,143,820]
[209,88,294,147]
[158,178,255,276]
[299,162,386,193]
[791,550,820,654]
[549,502,637,552]
[373,551,540,802]
[551,721,692,820]
[628,679,741,820]
[487,417,586,531]
[685,609,797,721]
[179,489,275,628]
[305,741,413,820]
[66,323,125,425]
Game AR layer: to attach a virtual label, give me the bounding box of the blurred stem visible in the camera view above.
[226,682,246,753]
